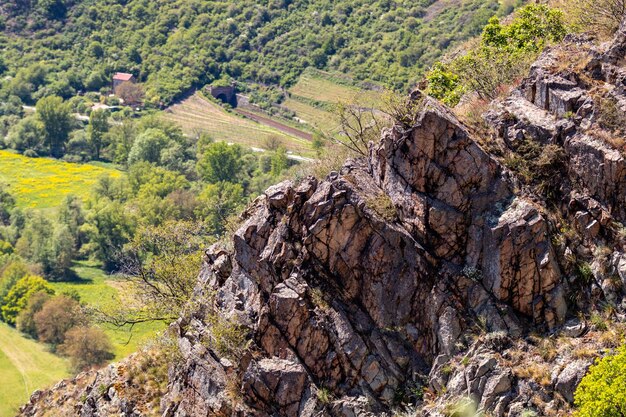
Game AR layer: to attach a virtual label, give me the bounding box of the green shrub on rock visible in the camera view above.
[575,347,626,417]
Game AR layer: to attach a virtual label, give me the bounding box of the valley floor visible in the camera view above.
[0,323,69,417]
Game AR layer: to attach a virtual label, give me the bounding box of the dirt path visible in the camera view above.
[235,109,313,141]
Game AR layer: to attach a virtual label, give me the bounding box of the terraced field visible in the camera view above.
[0,150,123,209]
[282,98,339,133]
[282,69,383,133]
[288,69,382,107]
[164,93,312,154]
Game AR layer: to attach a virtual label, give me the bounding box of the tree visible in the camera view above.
[58,195,85,249]
[426,4,566,106]
[575,346,626,417]
[0,185,16,226]
[38,0,67,19]
[59,326,114,371]
[196,182,245,235]
[34,295,82,346]
[0,261,30,306]
[116,81,144,105]
[1,275,54,325]
[270,146,288,177]
[5,116,46,154]
[196,141,242,183]
[555,0,626,36]
[87,109,109,160]
[36,96,72,157]
[110,220,208,325]
[15,213,75,279]
[107,118,136,165]
[333,101,385,156]
[127,128,171,166]
[84,200,135,271]
[16,291,52,338]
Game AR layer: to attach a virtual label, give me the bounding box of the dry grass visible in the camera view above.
[514,362,552,387]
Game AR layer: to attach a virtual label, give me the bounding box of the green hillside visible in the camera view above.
[0,0,522,105]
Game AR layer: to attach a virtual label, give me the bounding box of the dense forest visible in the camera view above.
[0,0,522,105]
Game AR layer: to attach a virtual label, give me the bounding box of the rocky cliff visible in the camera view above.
[20,19,626,417]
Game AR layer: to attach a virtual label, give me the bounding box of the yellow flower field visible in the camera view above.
[0,150,123,209]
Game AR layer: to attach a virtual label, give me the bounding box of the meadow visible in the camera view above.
[49,261,165,360]
[0,323,70,417]
[0,150,122,209]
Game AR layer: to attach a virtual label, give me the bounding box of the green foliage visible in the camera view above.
[106,118,137,165]
[482,5,566,51]
[197,141,242,183]
[270,147,288,177]
[35,96,73,157]
[426,4,566,105]
[1,275,54,325]
[84,200,135,271]
[554,0,625,37]
[0,261,31,305]
[4,116,46,155]
[14,212,76,279]
[0,0,511,104]
[425,62,463,107]
[0,184,16,226]
[196,182,245,236]
[87,110,110,160]
[115,220,208,323]
[575,347,626,417]
[127,128,172,166]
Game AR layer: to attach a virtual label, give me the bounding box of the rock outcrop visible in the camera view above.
[19,17,626,417]
[158,97,570,416]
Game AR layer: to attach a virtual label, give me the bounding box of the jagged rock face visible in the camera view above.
[160,98,570,417]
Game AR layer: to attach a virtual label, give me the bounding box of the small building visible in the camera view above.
[112,72,136,93]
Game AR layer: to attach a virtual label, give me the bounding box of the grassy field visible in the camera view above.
[0,150,123,209]
[288,69,382,107]
[282,98,339,133]
[0,323,70,417]
[164,93,312,154]
[282,69,382,133]
[50,261,165,360]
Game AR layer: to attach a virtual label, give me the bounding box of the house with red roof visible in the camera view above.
[112,72,136,93]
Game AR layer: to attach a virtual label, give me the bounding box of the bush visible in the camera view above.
[426,4,566,105]
[555,0,626,37]
[1,275,54,325]
[34,295,82,346]
[16,291,52,338]
[575,347,626,417]
[59,326,114,371]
